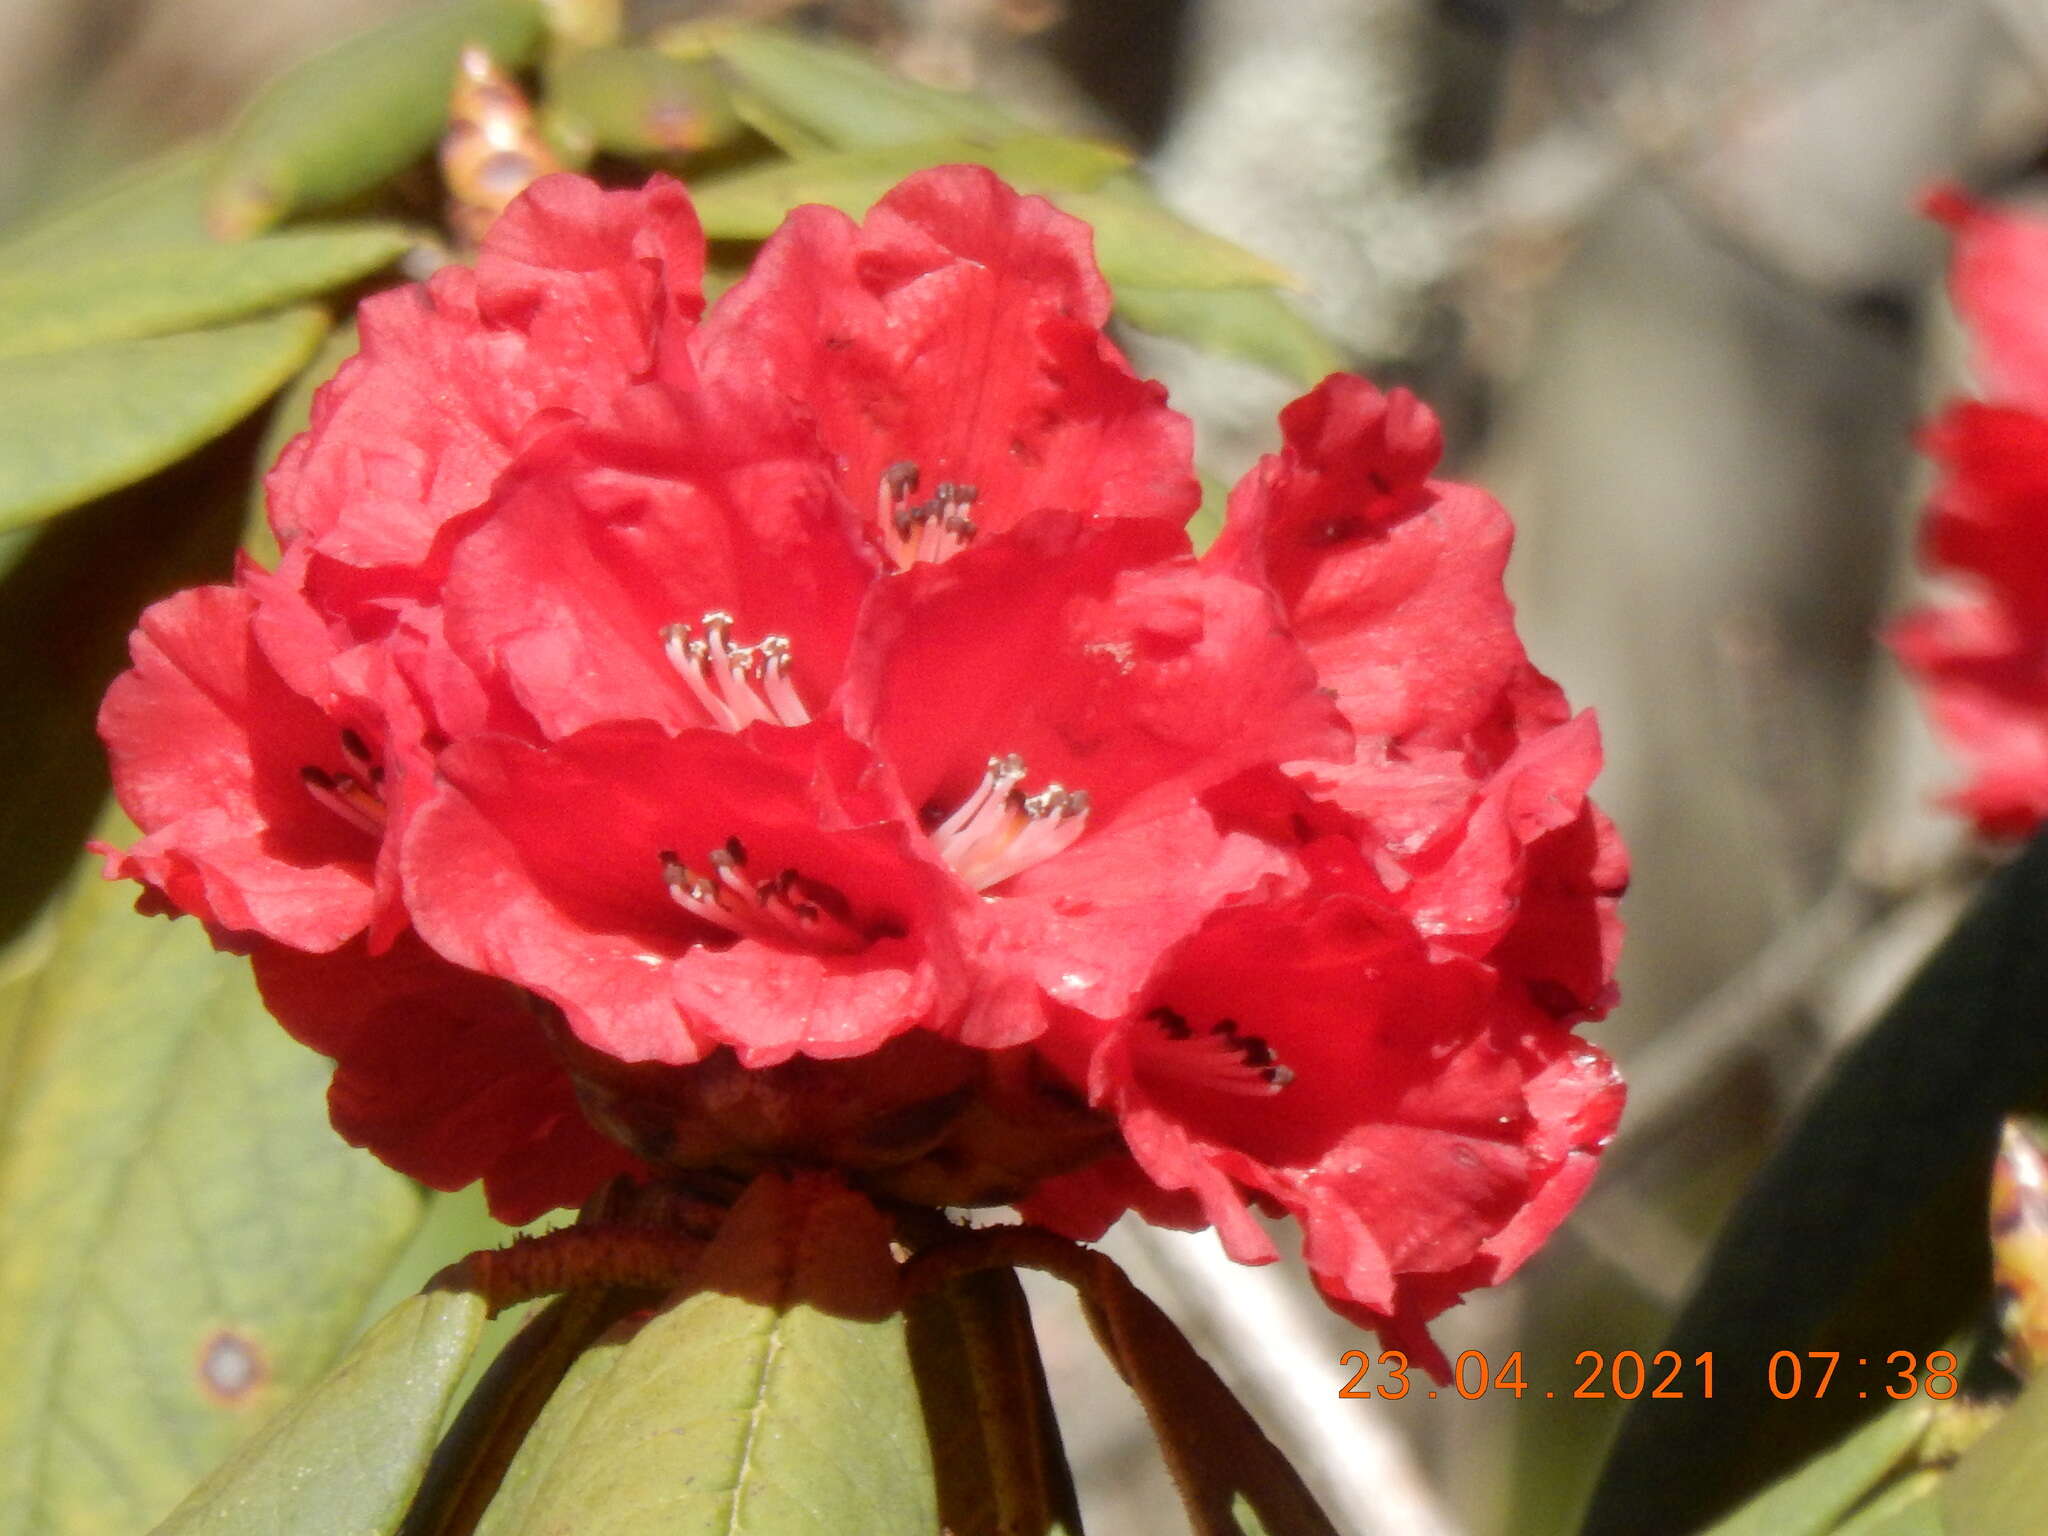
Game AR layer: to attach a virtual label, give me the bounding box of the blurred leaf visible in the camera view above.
[0,143,215,273]
[1583,831,2048,1535]
[688,134,1130,239]
[474,1172,935,1535]
[0,305,328,531]
[689,140,1284,292]
[1942,1372,2048,1532]
[0,526,31,586]
[545,47,741,160]
[905,1265,1081,1536]
[0,227,404,359]
[1051,186,1294,292]
[0,813,425,1535]
[1833,1478,1944,1536]
[704,28,1022,151]
[209,0,544,238]
[243,319,359,554]
[0,428,248,953]
[0,902,59,1067]
[699,29,1297,294]
[1189,472,1229,552]
[1116,285,1341,385]
[1692,1397,1934,1536]
[151,1288,486,1536]
[1054,1245,1337,1536]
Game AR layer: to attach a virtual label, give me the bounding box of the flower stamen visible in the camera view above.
[878,461,979,569]
[1142,1007,1293,1096]
[661,614,810,731]
[660,839,863,952]
[300,765,387,836]
[928,754,1090,891]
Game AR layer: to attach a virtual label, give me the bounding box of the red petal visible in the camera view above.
[268,175,705,577]
[1892,403,2048,836]
[844,510,1347,818]
[251,933,642,1223]
[1932,189,2048,413]
[1214,374,1536,749]
[439,382,876,741]
[98,584,375,949]
[695,165,1197,544]
[1040,890,1619,1366]
[404,721,965,1067]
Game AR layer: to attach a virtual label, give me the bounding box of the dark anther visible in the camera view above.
[339,727,373,763]
[1147,1005,1193,1040]
[301,765,336,790]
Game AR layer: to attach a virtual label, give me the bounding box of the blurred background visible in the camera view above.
[4,0,2041,1530]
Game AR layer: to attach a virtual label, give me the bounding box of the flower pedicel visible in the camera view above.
[98,167,1625,1370]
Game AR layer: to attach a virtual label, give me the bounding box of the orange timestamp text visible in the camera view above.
[1337,1349,1963,1401]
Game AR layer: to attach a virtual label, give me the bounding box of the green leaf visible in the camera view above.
[905,1265,1082,1536]
[1943,1372,2048,1532]
[1582,830,2048,1536]
[0,305,329,531]
[475,1172,936,1535]
[0,143,216,273]
[0,226,405,359]
[1116,285,1342,385]
[544,47,742,160]
[209,0,544,238]
[150,1288,487,1536]
[1692,1397,1934,1536]
[705,28,1022,151]
[0,814,425,1535]
[687,134,1132,241]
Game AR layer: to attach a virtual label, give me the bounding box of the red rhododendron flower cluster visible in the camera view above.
[99,167,1625,1364]
[1893,190,2048,838]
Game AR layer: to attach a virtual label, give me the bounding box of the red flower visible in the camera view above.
[1893,190,2048,836]
[99,167,1623,1359]
[1021,377,1626,1363]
